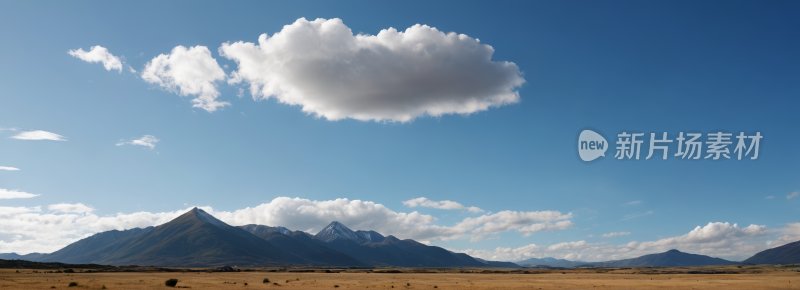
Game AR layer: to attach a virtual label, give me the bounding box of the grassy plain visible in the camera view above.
[1,265,798,289]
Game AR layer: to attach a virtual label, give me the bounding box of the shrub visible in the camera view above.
[263,278,270,283]
[165,279,179,287]
[68,282,78,287]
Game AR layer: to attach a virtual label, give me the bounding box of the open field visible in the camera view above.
[1,266,799,289]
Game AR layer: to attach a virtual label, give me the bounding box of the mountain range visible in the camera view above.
[0,208,490,267]
[2,208,797,267]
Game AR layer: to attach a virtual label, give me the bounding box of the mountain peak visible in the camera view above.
[666,249,682,253]
[314,221,361,243]
[189,208,231,229]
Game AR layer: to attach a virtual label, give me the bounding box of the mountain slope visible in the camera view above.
[38,227,153,264]
[310,221,486,267]
[239,225,367,267]
[590,249,737,267]
[743,240,800,265]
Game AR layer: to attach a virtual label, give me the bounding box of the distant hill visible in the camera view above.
[588,249,737,267]
[743,240,800,265]
[516,257,586,268]
[474,258,521,268]
[0,253,48,261]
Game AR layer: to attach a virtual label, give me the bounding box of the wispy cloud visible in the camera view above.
[766,196,775,199]
[0,166,20,171]
[601,231,631,238]
[622,201,641,206]
[117,135,159,149]
[11,130,66,141]
[0,189,40,199]
[622,211,653,220]
[788,191,798,200]
[403,197,485,213]
[0,126,19,132]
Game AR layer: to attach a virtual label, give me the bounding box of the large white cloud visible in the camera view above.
[142,45,228,112]
[403,197,484,213]
[457,222,772,262]
[0,189,39,199]
[0,197,571,254]
[220,18,525,122]
[68,46,123,73]
[10,130,66,141]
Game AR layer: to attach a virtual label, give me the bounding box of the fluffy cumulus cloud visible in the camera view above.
[220,18,525,122]
[457,222,772,262]
[142,45,228,112]
[0,166,20,171]
[68,46,123,73]
[0,189,39,199]
[10,130,66,141]
[116,135,159,149]
[602,231,631,238]
[0,197,571,254]
[402,197,484,213]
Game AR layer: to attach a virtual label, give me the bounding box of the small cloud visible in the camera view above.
[0,166,20,171]
[117,135,159,149]
[11,130,67,141]
[766,196,775,199]
[586,235,594,237]
[48,203,94,214]
[68,45,123,73]
[237,87,245,98]
[622,211,653,220]
[0,126,19,132]
[601,231,631,238]
[467,206,486,213]
[403,197,484,213]
[788,191,798,200]
[622,201,641,206]
[0,189,40,199]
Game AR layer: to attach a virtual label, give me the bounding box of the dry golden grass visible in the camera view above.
[1,265,798,289]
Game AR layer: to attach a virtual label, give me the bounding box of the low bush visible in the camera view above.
[165,279,179,287]
[68,282,78,287]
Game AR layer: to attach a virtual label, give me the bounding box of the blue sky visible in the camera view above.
[1,0,798,261]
